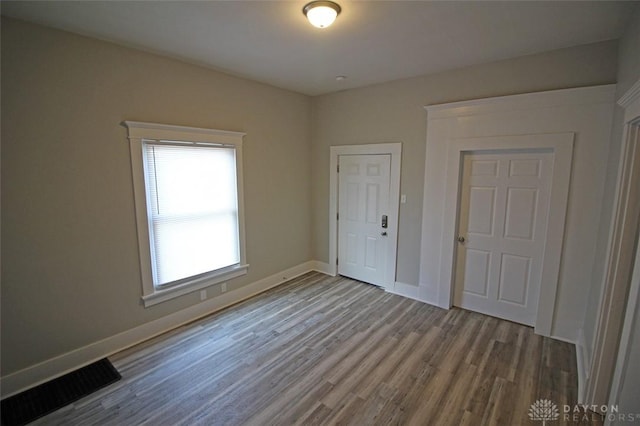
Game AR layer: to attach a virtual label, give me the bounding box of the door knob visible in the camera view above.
[457,236,465,243]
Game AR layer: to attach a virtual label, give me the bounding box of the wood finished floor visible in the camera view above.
[33,272,602,425]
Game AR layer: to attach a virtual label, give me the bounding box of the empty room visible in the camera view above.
[2,1,640,425]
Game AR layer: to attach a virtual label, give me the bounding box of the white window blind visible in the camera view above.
[143,141,240,287]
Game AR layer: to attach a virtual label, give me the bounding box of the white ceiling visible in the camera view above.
[1,1,637,96]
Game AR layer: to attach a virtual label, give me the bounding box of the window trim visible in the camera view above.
[124,121,248,307]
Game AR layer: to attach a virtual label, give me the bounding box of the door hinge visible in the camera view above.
[337,212,339,221]
[337,164,340,173]
[336,257,339,266]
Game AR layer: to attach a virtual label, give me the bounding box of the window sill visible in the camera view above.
[141,264,249,307]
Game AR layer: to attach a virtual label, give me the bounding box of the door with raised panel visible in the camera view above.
[338,154,391,287]
[454,151,552,326]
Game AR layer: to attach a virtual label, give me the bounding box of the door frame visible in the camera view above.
[607,230,640,423]
[329,143,402,289]
[589,79,640,408]
[442,134,574,336]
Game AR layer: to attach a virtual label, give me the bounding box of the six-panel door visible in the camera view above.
[338,154,391,287]
[454,151,553,326]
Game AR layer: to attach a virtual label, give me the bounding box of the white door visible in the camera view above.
[338,154,391,287]
[454,151,552,326]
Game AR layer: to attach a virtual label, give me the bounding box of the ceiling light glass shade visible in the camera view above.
[303,1,341,28]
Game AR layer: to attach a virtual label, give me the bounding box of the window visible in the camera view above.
[125,121,248,307]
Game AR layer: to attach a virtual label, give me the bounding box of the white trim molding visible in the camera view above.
[440,134,573,336]
[329,143,402,289]
[311,260,334,276]
[388,281,418,300]
[607,237,640,423]
[588,78,640,407]
[123,121,248,307]
[617,78,640,109]
[576,328,590,403]
[0,261,329,399]
[426,85,616,119]
[123,121,246,143]
[419,85,616,341]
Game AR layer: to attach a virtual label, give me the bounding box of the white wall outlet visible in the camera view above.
[200,290,207,301]
[401,194,407,204]
[221,282,227,293]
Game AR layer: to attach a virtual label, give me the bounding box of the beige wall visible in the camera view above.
[311,41,618,285]
[1,18,312,375]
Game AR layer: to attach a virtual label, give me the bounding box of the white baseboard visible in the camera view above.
[310,260,333,276]
[0,261,322,399]
[575,328,589,403]
[387,281,448,311]
[387,281,419,300]
[417,283,443,308]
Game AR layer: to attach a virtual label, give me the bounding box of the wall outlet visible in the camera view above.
[200,289,207,301]
[221,282,227,293]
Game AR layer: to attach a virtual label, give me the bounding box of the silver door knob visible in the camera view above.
[457,236,465,243]
[381,231,388,236]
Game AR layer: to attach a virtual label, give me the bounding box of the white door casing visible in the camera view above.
[441,133,573,336]
[338,154,391,286]
[592,79,640,410]
[329,143,402,290]
[454,151,552,326]
[420,85,614,340]
[591,119,640,407]
[607,229,640,423]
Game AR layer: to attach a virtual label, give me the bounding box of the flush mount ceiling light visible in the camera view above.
[303,1,341,28]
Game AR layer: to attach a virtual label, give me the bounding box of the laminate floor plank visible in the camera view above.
[30,272,597,425]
